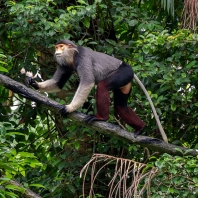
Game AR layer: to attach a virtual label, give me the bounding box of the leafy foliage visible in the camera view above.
[151,153,198,197]
[131,29,198,144]
[0,0,198,197]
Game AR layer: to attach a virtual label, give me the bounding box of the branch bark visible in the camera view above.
[0,74,198,156]
[9,179,42,198]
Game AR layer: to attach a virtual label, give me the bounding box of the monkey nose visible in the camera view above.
[55,53,62,56]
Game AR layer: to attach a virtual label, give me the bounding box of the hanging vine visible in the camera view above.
[182,0,198,31]
[80,154,158,198]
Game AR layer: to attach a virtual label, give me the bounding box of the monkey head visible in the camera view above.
[54,40,78,66]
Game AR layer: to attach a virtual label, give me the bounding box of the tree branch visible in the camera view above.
[0,74,198,156]
[9,179,42,198]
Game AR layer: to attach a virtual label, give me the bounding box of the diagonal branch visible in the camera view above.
[9,179,42,198]
[0,74,198,156]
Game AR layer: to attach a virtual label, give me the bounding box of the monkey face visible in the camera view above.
[55,44,66,56]
[54,44,76,66]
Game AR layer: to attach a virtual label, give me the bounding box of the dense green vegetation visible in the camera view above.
[0,0,198,197]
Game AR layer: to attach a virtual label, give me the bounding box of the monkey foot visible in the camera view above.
[58,105,68,117]
[134,128,144,138]
[84,115,106,124]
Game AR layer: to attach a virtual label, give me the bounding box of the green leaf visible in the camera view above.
[142,46,149,54]
[82,17,90,28]
[86,5,92,11]
[181,73,186,78]
[5,191,19,198]
[0,162,16,172]
[170,168,177,174]
[186,60,196,69]
[160,185,168,192]
[74,141,80,150]
[155,160,164,169]
[10,149,17,156]
[128,19,138,27]
[171,103,176,111]
[77,0,87,5]
[169,188,175,194]
[174,148,183,154]
[138,56,143,63]
[58,161,66,170]
[184,149,193,155]
[17,152,37,158]
[68,184,76,194]
[0,61,7,65]
[107,47,113,54]
[29,183,46,188]
[0,66,8,73]
[18,166,26,177]
[193,177,198,183]
[99,4,107,9]
[0,193,6,198]
[5,184,22,192]
[0,54,7,58]
[0,177,11,181]
[23,158,42,168]
[6,132,25,137]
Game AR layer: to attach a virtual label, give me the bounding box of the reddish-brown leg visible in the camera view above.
[84,81,110,123]
[84,61,146,134]
[114,84,146,136]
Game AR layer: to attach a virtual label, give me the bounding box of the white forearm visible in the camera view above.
[37,79,61,93]
[66,82,94,112]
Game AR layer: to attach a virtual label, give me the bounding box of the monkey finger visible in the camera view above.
[25,77,39,89]
[25,77,32,86]
[31,81,39,90]
[58,106,68,117]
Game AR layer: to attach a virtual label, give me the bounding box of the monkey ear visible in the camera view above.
[68,44,73,48]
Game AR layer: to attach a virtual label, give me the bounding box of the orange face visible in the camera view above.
[55,44,73,56]
[55,44,66,56]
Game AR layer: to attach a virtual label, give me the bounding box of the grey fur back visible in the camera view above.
[74,46,121,84]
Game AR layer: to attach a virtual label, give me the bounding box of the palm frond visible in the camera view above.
[161,0,175,17]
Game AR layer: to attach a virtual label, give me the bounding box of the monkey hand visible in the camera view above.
[58,105,69,117]
[26,77,39,90]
